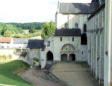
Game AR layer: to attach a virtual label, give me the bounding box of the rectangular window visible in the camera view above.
[72,37,74,41]
[60,37,62,41]
[47,41,50,47]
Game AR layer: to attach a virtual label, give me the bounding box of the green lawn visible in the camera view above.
[0,60,33,86]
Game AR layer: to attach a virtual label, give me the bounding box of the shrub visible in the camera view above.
[33,58,39,62]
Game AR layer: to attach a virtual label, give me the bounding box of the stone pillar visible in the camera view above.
[96,34,98,79]
[104,0,112,86]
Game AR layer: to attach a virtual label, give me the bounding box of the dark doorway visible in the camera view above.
[61,54,67,62]
[69,54,76,61]
[47,51,53,61]
[81,33,87,45]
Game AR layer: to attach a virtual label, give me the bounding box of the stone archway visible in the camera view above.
[47,51,53,62]
[60,44,75,62]
[61,54,67,62]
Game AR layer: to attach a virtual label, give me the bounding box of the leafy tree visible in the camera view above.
[41,21,55,39]
[4,29,11,37]
[29,26,36,33]
[0,22,23,37]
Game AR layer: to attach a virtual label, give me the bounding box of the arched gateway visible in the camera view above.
[46,51,53,64]
[60,44,76,62]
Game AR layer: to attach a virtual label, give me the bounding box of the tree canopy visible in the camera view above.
[8,22,44,30]
[0,23,23,37]
[41,21,55,39]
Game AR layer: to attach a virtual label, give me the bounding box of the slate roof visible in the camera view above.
[88,0,105,20]
[13,38,29,44]
[59,3,91,14]
[54,29,81,36]
[27,40,44,49]
[0,37,12,43]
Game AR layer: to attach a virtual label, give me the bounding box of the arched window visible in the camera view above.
[75,23,78,28]
[65,23,68,28]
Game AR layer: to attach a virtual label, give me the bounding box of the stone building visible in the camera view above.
[23,0,112,85]
[87,0,105,84]
[25,39,44,65]
[0,37,14,56]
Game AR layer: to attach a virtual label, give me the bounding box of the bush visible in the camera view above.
[33,58,39,62]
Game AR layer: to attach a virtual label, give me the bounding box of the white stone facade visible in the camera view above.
[56,13,89,32]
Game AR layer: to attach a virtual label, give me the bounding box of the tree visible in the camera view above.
[4,29,11,37]
[29,26,36,33]
[41,21,55,39]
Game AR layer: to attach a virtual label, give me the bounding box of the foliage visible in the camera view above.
[8,22,44,30]
[0,54,13,62]
[0,60,33,86]
[13,30,41,38]
[41,21,55,39]
[29,26,36,33]
[0,22,23,37]
[33,58,39,62]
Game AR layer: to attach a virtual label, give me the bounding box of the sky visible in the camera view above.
[0,0,91,23]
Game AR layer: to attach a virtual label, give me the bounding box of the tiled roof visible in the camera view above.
[54,29,81,36]
[59,3,91,14]
[27,40,45,49]
[0,37,12,43]
[13,38,29,44]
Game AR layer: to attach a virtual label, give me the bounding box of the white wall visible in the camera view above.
[56,13,89,32]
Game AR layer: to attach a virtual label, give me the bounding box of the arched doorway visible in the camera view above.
[61,54,67,62]
[69,54,76,61]
[60,44,76,62]
[47,51,53,62]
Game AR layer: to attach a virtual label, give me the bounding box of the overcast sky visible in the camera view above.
[0,0,91,23]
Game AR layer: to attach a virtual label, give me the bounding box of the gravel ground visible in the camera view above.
[51,62,101,86]
[20,68,64,86]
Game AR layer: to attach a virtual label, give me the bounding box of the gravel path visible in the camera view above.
[20,68,64,86]
[51,62,101,86]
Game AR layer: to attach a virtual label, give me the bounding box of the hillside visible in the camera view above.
[0,60,33,86]
[0,22,23,37]
[8,22,44,30]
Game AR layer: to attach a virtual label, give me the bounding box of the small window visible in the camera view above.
[65,23,68,28]
[75,23,78,28]
[47,41,50,47]
[83,24,87,32]
[72,37,74,41]
[82,51,83,55]
[60,37,62,41]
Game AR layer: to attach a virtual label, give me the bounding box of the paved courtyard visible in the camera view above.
[51,62,101,86]
[20,67,64,86]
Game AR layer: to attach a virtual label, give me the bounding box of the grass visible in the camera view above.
[0,60,34,86]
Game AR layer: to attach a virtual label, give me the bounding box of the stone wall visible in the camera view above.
[26,48,41,65]
[87,8,105,82]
